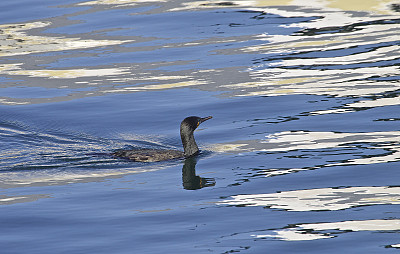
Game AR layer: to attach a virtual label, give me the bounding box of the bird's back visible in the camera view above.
[113,149,184,162]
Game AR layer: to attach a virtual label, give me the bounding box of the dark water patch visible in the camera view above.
[374,118,400,122]
[299,57,400,70]
[296,17,400,36]
[254,40,400,67]
[392,4,400,12]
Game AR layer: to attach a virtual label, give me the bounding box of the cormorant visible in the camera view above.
[113,116,212,162]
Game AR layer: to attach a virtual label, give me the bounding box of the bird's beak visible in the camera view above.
[200,116,213,124]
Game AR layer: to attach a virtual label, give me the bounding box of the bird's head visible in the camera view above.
[181,116,212,133]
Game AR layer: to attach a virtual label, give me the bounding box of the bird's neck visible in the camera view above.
[181,129,199,157]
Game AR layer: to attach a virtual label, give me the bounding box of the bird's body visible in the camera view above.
[112,116,212,162]
[113,149,184,162]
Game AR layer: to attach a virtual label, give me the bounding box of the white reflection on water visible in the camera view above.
[226,3,400,100]
[0,21,132,57]
[264,131,400,152]
[217,131,400,160]
[311,96,400,115]
[0,0,398,106]
[0,64,130,79]
[266,131,400,172]
[253,219,400,242]
[0,165,164,188]
[213,130,400,174]
[0,194,50,205]
[220,186,400,211]
[270,45,400,66]
[177,0,400,106]
[104,80,206,93]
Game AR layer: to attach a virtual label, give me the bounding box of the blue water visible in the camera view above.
[1,1,400,253]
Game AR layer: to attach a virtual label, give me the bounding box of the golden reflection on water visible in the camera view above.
[170,0,399,14]
[326,0,397,14]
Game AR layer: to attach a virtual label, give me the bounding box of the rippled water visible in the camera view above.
[1,0,400,253]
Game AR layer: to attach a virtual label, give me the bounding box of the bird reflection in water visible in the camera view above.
[182,157,215,190]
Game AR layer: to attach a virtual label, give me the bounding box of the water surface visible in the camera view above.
[1,0,400,253]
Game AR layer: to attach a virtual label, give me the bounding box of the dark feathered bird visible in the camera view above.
[113,116,212,162]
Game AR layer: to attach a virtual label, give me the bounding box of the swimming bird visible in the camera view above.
[112,116,212,162]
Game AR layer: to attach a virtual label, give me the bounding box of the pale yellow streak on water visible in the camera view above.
[252,0,293,6]
[326,0,397,14]
[168,0,400,14]
[252,0,399,14]
[105,80,205,93]
[0,21,132,57]
[78,0,165,5]
[209,143,248,153]
[1,66,131,79]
